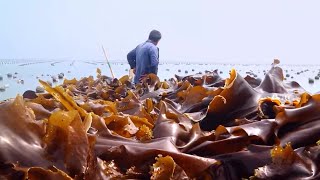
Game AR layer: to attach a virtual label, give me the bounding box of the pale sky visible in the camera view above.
[0,0,319,64]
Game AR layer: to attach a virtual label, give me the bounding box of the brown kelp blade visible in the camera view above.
[39,80,87,118]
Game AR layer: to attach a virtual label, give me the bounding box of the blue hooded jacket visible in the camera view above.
[127,40,159,83]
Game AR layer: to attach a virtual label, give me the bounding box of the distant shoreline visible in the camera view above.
[1,59,320,66]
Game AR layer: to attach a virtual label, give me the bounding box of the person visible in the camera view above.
[127,30,161,84]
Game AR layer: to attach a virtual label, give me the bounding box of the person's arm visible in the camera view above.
[148,46,159,74]
[127,48,137,70]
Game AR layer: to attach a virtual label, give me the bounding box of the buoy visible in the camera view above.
[58,73,64,79]
[36,86,45,93]
[0,86,5,92]
[52,76,58,82]
[309,78,314,84]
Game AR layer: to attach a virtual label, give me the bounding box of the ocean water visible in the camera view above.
[1,60,320,101]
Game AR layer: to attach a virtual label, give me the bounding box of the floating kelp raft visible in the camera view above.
[1,62,320,180]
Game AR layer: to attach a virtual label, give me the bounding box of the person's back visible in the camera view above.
[134,41,159,83]
[127,30,161,84]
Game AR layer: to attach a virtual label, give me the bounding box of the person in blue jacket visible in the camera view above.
[127,30,161,84]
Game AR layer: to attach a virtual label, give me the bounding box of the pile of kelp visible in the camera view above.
[1,61,320,180]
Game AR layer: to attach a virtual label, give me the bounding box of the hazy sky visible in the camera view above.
[0,0,319,64]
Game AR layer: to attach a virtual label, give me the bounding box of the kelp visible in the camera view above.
[150,155,176,180]
[0,96,100,179]
[1,62,320,179]
[0,165,73,180]
[252,143,318,179]
[200,68,260,130]
[39,80,87,118]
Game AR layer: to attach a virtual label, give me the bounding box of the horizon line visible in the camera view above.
[0,58,319,66]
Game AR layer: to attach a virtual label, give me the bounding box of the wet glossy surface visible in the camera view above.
[1,62,320,179]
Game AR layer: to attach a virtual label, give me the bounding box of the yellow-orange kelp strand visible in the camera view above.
[136,124,153,141]
[145,98,154,113]
[104,114,153,129]
[56,86,87,116]
[258,97,282,106]
[63,78,77,85]
[92,99,118,114]
[161,81,170,89]
[97,68,102,78]
[39,80,74,110]
[119,75,129,85]
[270,143,295,165]
[44,110,80,144]
[295,92,311,108]
[103,114,119,125]
[39,80,88,118]
[151,155,176,180]
[104,104,118,114]
[224,68,237,88]
[48,110,79,128]
[83,112,93,132]
[124,90,139,102]
[258,97,282,119]
[129,115,154,129]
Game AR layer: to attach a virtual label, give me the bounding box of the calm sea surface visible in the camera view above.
[1,60,320,101]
